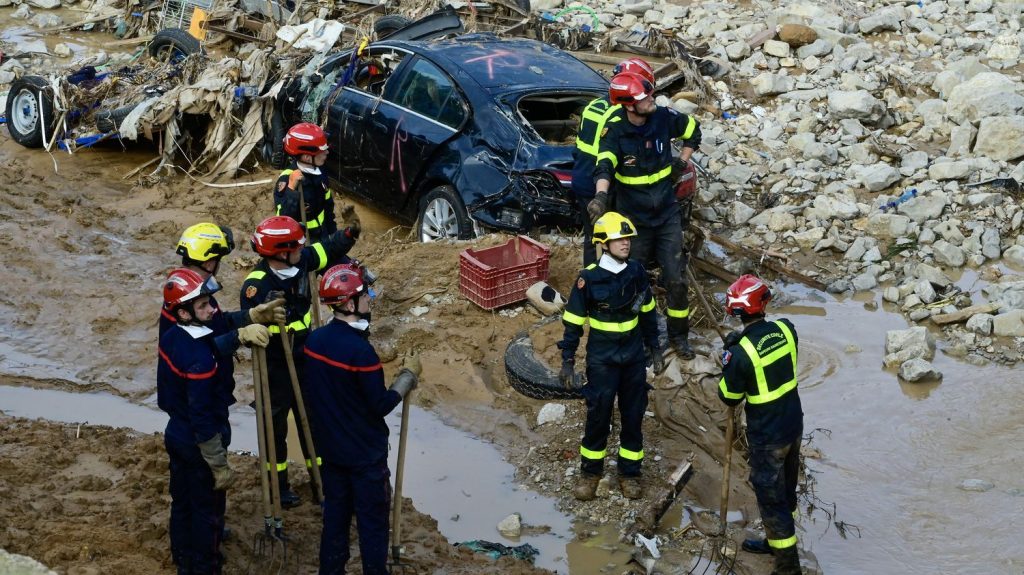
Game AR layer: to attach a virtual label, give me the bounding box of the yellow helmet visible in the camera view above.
[176,223,234,263]
[592,212,637,244]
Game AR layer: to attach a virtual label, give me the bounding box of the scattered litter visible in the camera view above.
[634,533,661,559]
[455,540,540,563]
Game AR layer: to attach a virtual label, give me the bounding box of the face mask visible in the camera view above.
[297,162,321,176]
[348,318,370,331]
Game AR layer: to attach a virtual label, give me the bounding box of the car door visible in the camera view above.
[362,55,468,213]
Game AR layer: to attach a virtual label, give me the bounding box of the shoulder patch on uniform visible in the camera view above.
[577,277,586,290]
[245,285,258,299]
[721,350,732,366]
[277,181,287,192]
[600,127,608,138]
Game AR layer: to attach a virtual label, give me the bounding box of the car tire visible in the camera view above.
[505,332,584,401]
[148,28,202,61]
[417,185,474,242]
[374,15,412,39]
[5,75,55,149]
[95,104,136,133]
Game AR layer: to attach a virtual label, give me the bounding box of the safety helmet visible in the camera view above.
[176,223,234,263]
[613,57,656,87]
[283,122,329,157]
[592,211,637,244]
[163,268,221,311]
[725,274,772,318]
[609,72,654,106]
[319,263,367,307]
[251,216,306,257]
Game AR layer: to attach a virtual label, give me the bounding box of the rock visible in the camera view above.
[537,403,566,426]
[858,6,904,34]
[729,201,756,225]
[946,72,1024,124]
[982,228,1001,260]
[844,236,874,261]
[852,271,878,291]
[726,41,751,61]
[643,9,663,24]
[947,124,978,158]
[1002,245,1024,269]
[409,306,429,317]
[53,42,72,58]
[900,358,941,382]
[719,164,753,185]
[778,23,816,47]
[785,227,825,249]
[901,151,929,174]
[797,38,832,59]
[914,263,952,287]
[497,513,522,538]
[916,99,946,127]
[806,194,859,220]
[959,479,995,492]
[0,550,55,575]
[974,116,1024,162]
[828,90,886,123]
[914,279,937,304]
[932,240,966,268]
[26,0,60,8]
[752,72,796,96]
[928,159,975,181]
[11,3,34,18]
[763,40,791,58]
[897,193,947,223]
[804,142,838,164]
[883,286,900,303]
[967,0,992,11]
[966,313,994,335]
[857,163,901,192]
[987,33,1021,61]
[30,12,61,27]
[992,309,1024,337]
[885,326,935,359]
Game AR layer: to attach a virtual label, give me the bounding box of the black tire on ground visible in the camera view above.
[416,185,474,242]
[504,332,585,401]
[5,75,55,148]
[266,109,286,169]
[95,104,135,133]
[374,15,412,39]
[148,28,202,61]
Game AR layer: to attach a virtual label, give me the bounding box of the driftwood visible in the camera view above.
[706,231,827,291]
[623,461,694,542]
[930,303,1000,325]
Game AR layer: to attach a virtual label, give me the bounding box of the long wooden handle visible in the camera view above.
[719,405,735,536]
[296,180,322,330]
[686,264,727,342]
[391,395,412,563]
[278,324,323,502]
[258,347,283,527]
[252,348,273,527]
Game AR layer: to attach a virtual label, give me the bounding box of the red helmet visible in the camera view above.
[163,268,220,311]
[319,263,366,307]
[725,274,772,317]
[251,216,306,257]
[609,72,654,106]
[613,57,656,86]
[283,122,329,156]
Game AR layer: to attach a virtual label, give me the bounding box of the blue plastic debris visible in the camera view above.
[455,540,540,563]
[722,111,737,119]
[881,188,917,212]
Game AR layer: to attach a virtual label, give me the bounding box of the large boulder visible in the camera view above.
[974,116,1024,162]
[899,358,942,382]
[946,72,1024,124]
[992,309,1024,337]
[885,326,936,362]
[828,90,886,123]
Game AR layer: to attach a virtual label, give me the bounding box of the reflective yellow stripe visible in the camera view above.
[768,535,797,549]
[281,169,294,176]
[618,447,644,461]
[580,446,606,460]
[719,377,745,400]
[640,297,656,313]
[268,310,311,334]
[681,115,696,140]
[666,307,689,318]
[589,316,638,332]
[615,165,673,186]
[325,188,332,200]
[562,310,586,326]
[305,211,325,229]
[279,169,327,228]
[575,102,621,156]
[246,270,267,281]
[305,457,322,468]
[272,461,287,472]
[738,320,798,405]
[312,243,327,270]
[597,151,618,169]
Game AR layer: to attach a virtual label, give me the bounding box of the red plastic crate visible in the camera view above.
[459,235,551,310]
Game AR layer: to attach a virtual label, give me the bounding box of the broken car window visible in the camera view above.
[391,57,466,129]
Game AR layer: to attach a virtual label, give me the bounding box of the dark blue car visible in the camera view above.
[276,28,608,241]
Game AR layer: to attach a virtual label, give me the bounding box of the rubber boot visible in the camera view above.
[671,319,696,360]
[278,470,301,509]
[742,538,772,554]
[574,474,601,501]
[770,546,802,575]
[619,476,642,499]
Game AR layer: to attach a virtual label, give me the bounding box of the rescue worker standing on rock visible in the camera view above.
[558,212,663,501]
[571,57,656,266]
[274,122,337,243]
[303,263,420,575]
[717,274,803,575]
[591,71,702,360]
[240,215,359,507]
[158,268,271,574]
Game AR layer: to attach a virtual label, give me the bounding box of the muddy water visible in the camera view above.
[0,9,132,58]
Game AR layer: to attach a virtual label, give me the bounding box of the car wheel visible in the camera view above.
[505,332,584,400]
[5,75,55,149]
[374,15,412,39]
[417,185,473,242]
[148,28,202,62]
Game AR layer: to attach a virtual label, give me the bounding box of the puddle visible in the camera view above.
[0,384,575,573]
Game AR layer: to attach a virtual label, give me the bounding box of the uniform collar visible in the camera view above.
[296,162,321,176]
[598,253,628,274]
[179,324,213,339]
[271,266,301,280]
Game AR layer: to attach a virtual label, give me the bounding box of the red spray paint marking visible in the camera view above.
[390,116,409,193]
[464,49,526,81]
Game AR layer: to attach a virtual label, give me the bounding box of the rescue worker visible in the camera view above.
[303,263,420,575]
[557,212,664,501]
[158,268,271,574]
[717,274,803,575]
[591,71,702,360]
[274,122,337,243]
[571,57,657,266]
[240,215,360,507]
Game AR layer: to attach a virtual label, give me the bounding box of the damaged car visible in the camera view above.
[273,16,608,241]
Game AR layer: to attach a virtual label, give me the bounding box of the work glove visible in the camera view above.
[559,359,575,389]
[586,191,608,224]
[400,350,422,378]
[389,367,418,399]
[248,298,286,325]
[198,434,235,491]
[651,347,666,375]
[723,330,742,349]
[237,324,271,348]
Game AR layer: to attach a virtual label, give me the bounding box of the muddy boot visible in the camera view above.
[671,337,695,360]
[278,470,301,509]
[770,546,802,575]
[619,476,642,499]
[574,474,601,501]
[741,538,772,554]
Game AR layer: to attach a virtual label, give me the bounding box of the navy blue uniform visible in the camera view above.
[304,319,402,575]
[558,258,659,476]
[594,106,701,345]
[158,324,233,574]
[239,231,355,491]
[719,318,803,557]
[572,97,621,266]
[274,162,337,244]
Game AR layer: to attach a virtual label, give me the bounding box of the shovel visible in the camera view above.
[277,321,324,503]
[388,390,414,574]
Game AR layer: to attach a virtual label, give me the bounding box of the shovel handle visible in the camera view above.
[719,405,735,536]
[391,393,412,563]
[278,322,324,502]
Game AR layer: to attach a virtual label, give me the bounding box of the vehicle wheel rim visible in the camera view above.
[421,197,459,242]
[11,89,40,136]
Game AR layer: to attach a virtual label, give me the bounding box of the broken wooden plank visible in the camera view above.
[41,11,120,33]
[623,461,694,541]
[692,255,737,284]
[706,231,828,291]
[931,303,1000,325]
[107,35,154,47]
